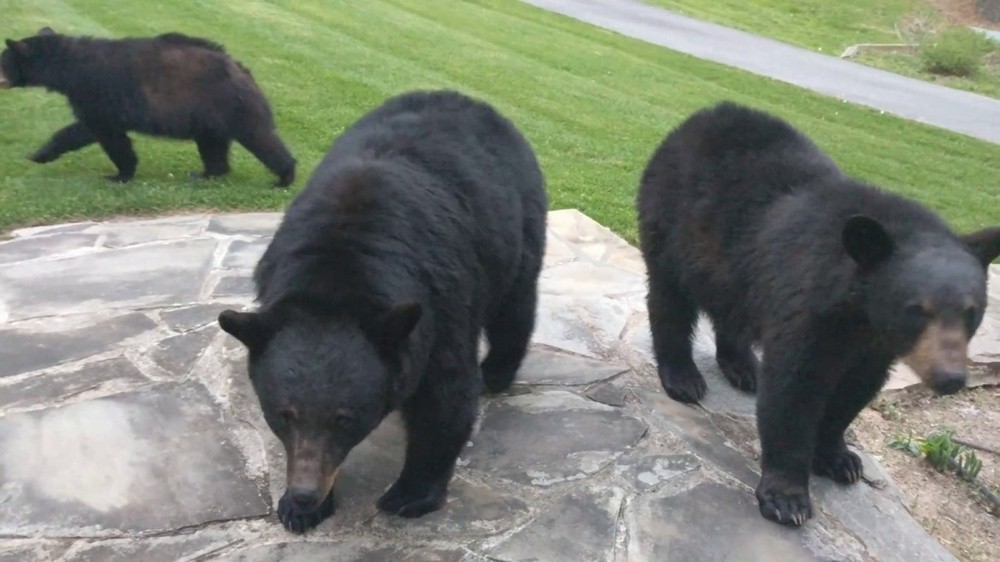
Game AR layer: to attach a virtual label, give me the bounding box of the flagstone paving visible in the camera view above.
[1,209,995,561]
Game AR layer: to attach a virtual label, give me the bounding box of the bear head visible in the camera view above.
[1,27,60,89]
[843,216,1000,394]
[218,300,421,513]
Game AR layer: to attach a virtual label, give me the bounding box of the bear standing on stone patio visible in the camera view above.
[637,101,1000,526]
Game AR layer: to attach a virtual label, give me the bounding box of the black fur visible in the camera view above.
[220,90,547,532]
[637,102,1000,527]
[0,28,295,186]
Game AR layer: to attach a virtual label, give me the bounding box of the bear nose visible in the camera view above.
[931,370,966,396]
[288,487,321,512]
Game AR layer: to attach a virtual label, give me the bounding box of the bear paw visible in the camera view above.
[377,479,447,518]
[756,482,813,527]
[28,151,57,164]
[658,363,707,404]
[813,448,864,484]
[276,490,335,533]
[717,350,758,393]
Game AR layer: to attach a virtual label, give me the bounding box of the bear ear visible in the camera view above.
[218,310,270,350]
[4,39,28,57]
[961,226,1000,268]
[843,215,894,270]
[37,27,56,36]
[379,302,422,347]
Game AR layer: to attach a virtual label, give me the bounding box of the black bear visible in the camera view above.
[0,28,295,186]
[637,102,1000,526]
[218,90,547,532]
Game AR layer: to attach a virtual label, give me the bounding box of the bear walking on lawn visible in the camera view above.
[0,28,296,186]
[637,102,1000,526]
[219,90,547,532]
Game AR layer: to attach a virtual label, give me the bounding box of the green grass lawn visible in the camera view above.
[644,0,1000,99]
[0,0,997,242]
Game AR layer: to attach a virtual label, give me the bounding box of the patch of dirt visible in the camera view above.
[853,385,1000,562]
[929,0,1000,30]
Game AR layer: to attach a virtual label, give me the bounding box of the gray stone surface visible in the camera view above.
[0,383,268,535]
[523,0,1000,144]
[0,357,146,411]
[0,239,217,320]
[0,210,981,560]
[462,391,648,486]
[491,487,624,562]
[516,348,628,386]
[0,313,155,378]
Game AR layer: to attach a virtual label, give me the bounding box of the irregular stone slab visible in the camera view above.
[637,387,759,488]
[222,541,464,562]
[586,379,629,407]
[0,313,156,378]
[614,453,701,491]
[0,540,68,562]
[462,391,647,487]
[515,348,627,386]
[149,326,219,377]
[542,229,578,267]
[88,216,207,248]
[0,357,147,412]
[0,239,217,321]
[221,239,270,270]
[539,260,645,298]
[208,213,281,237]
[0,233,99,265]
[811,467,956,562]
[533,294,630,358]
[627,481,861,561]
[0,383,268,535]
[213,276,256,298]
[161,304,231,332]
[376,476,530,538]
[70,533,236,562]
[491,487,624,562]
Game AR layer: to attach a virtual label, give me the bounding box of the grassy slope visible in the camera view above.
[0,0,996,242]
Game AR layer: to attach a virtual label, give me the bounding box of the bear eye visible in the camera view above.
[962,305,979,333]
[333,413,354,428]
[903,303,931,319]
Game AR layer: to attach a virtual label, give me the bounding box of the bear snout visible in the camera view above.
[0,74,10,89]
[929,370,967,396]
[287,486,325,512]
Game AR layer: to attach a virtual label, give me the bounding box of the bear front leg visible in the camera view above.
[378,372,477,518]
[29,122,96,163]
[755,337,843,527]
[812,357,891,484]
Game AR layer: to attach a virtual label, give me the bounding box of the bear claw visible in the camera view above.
[276,490,335,533]
[813,448,864,484]
[756,484,813,527]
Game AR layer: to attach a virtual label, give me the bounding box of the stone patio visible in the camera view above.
[0,209,996,561]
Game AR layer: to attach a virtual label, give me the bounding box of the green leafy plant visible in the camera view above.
[919,27,997,76]
[892,430,983,482]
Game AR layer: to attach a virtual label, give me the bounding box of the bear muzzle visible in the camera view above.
[285,438,341,513]
[0,71,9,89]
[901,320,969,396]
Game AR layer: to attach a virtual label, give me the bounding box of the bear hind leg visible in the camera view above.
[482,276,538,394]
[235,126,296,188]
[378,364,477,518]
[194,135,232,178]
[714,320,758,393]
[647,267,705,403]
[30,122,96,164]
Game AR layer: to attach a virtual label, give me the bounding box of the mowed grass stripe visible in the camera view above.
[0,0,995,240]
